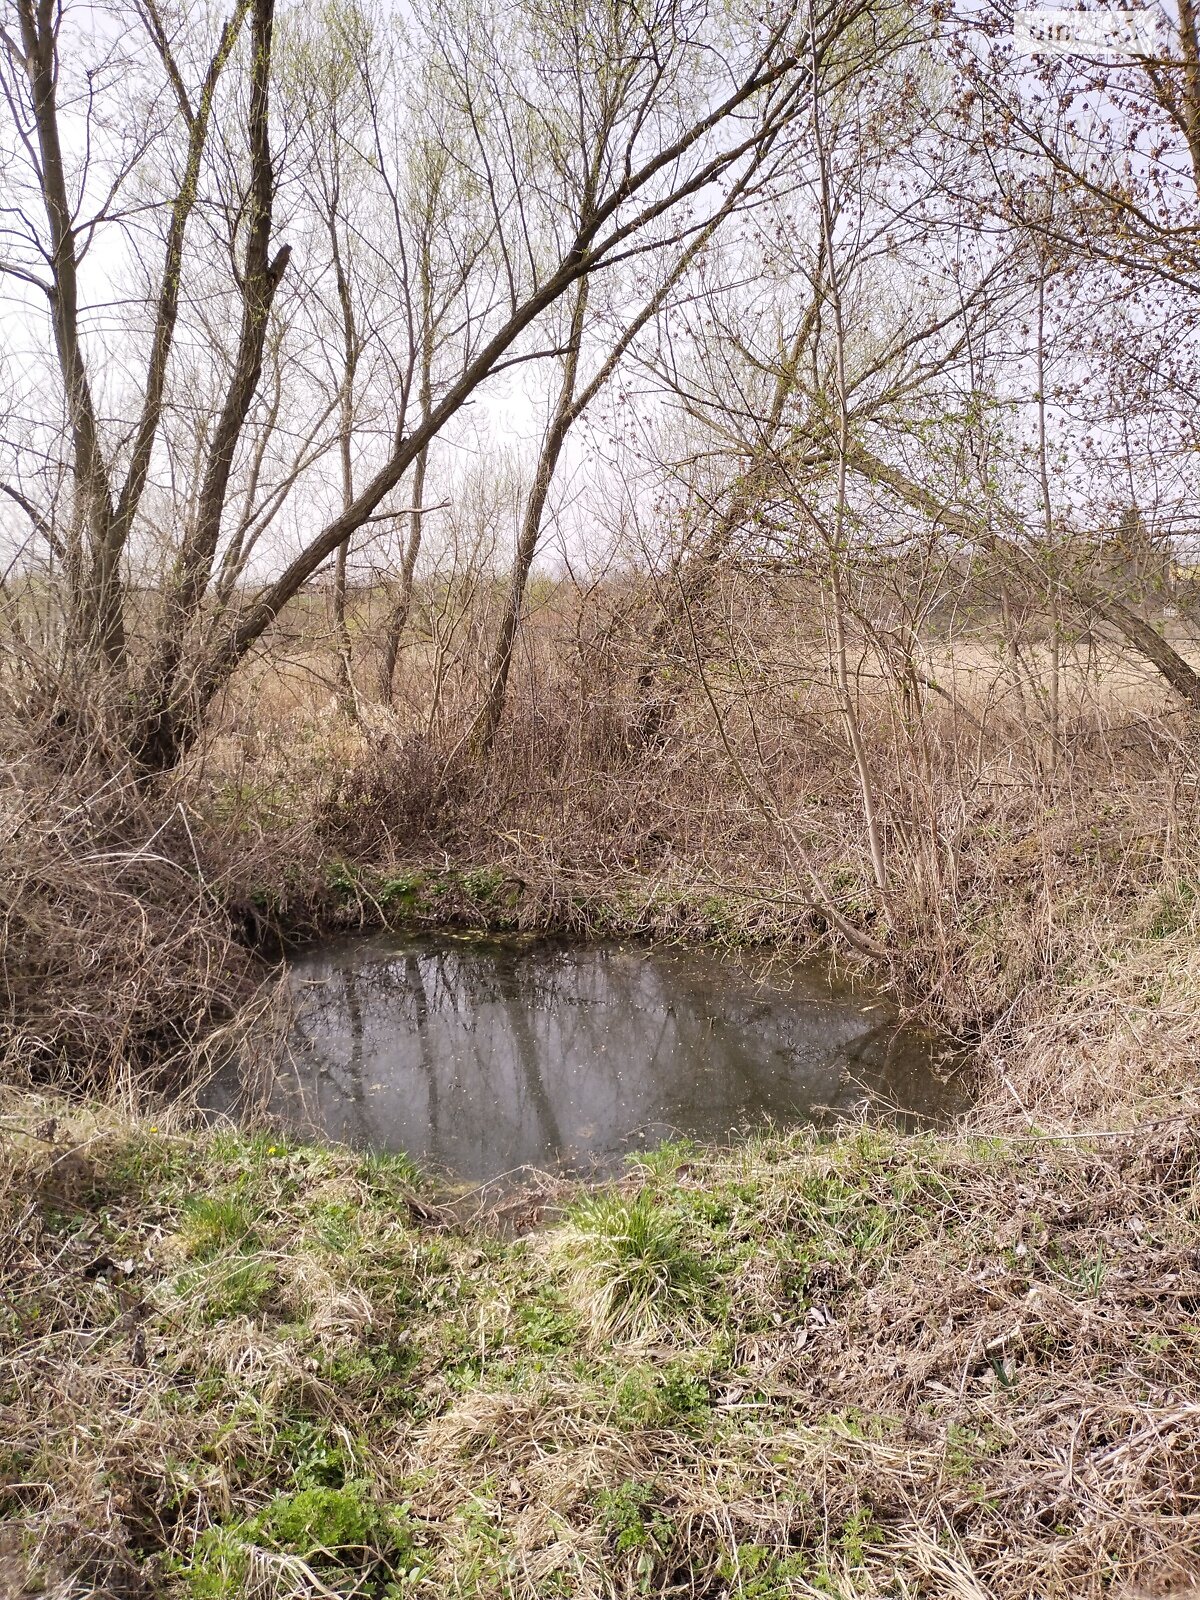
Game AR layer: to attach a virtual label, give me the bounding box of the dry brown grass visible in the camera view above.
[0,744,267,1095]
[4,571,1198,1131]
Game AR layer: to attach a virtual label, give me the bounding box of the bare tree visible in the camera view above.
[625,9,1025,745]
[1,0,829,774]
[1,0,261,676]
[468,114,788,758]
[940,1,1200,706]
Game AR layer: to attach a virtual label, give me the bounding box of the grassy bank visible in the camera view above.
[3,1092,1199,1598]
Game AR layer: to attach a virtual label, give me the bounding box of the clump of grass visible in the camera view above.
[187,1484,419,1598]
[180,1192,259,1259]
[183,1254,278,1322]
[556,1190,708,1341]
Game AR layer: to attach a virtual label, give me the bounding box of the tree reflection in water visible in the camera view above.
[266,936,966,1180]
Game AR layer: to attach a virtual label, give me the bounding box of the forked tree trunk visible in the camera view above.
[96,21,840,774]
[130,0,288,772]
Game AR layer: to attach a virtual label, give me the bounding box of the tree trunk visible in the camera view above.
[331,205,359,719]
[1098,597,1200,707]
[378,442,429,706]
[471,282,588,760]
[129,0,286,771]
[470,428,568,760]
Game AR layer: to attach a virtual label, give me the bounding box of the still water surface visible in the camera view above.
[236,933,966,1182]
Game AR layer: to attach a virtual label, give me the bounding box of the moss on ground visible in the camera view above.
[2,1098,1199,1597]
[259,858,837,962]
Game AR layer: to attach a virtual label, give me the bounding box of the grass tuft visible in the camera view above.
[180,1192,260,1259]
[557,1190,709,1341]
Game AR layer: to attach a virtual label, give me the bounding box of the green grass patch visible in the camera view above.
[559,1190,709,1340]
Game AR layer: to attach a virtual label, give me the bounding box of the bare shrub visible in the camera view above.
[312,731,462,860]
[0,752,258,1094]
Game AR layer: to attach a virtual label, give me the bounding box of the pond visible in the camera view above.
[227,933,967,1184]
[225,934,972,1184]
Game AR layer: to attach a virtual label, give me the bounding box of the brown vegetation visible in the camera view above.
[3,0,1200,1591]
[2,560,1199,1600]
[0,757,251,1094]
[5,563,1200,1125]
[206,569,1200,1115]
